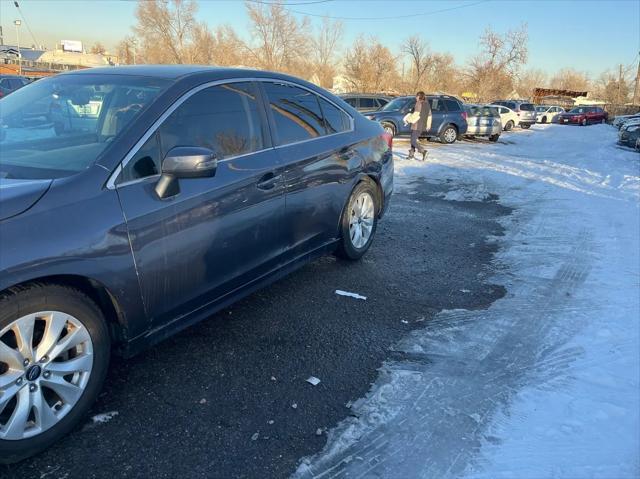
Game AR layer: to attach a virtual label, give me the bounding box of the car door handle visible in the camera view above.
[257,172,281,190]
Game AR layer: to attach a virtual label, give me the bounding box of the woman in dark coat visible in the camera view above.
[409,91,431,160]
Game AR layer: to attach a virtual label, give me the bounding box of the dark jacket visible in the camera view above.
[411,99,432,132]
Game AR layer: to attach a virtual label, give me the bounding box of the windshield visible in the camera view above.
[380,98,410,112]
[569,107,589,114]
[519,103,535,111]
[0,74,169,180]
[535,106,548,112]
[466,105,498,117]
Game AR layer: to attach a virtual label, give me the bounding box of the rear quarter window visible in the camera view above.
[520,103,535,111]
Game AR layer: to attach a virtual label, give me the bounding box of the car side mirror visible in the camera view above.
[155,146,217,199]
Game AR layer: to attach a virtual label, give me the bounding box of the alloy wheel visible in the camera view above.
[0,311,93,440]
[443,127,457,143]
[349,191,375,249]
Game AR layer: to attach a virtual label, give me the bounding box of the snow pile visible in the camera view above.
[294,124,640,478]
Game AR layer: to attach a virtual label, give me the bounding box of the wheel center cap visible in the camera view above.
[26,364,42,382]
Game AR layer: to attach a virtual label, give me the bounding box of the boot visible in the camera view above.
[408,149,415,160]
[421,150,428,161]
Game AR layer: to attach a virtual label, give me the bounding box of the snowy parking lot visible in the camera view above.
[4,124,638,479]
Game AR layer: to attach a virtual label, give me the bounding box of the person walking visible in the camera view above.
[408,91,431,161]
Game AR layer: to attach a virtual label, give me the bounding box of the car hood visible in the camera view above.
[0,178,52,221]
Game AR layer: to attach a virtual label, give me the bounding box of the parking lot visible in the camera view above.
[2,123,639,479]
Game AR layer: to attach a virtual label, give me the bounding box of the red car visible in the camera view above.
[557,106,608,126]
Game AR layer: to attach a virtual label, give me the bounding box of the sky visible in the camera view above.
[0,0,638,77]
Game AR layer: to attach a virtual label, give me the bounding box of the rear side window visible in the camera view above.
[263,82,326,145]
[507,102,517,110]
[318,96,350,134]
[343,97,357,107]
[376,99,388,108]
[359,98,375,108]
[444,99,461,112]
[430,98,447,112]
[520,103,535,111]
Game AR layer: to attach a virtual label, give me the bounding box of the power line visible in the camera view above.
[284,0,489,20]
[245,0,334,5]
[12,1,40,48]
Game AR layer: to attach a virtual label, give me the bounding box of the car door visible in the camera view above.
[113,81,287,328]
[427,97,447,135]
[260,81,354,259]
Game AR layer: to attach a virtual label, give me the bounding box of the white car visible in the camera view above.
[535,105,565,124]
[488,104,520,131]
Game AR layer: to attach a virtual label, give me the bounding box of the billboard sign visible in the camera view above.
[61,40,83,53]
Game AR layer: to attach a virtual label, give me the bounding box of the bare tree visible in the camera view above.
[466,25,528,101]
[133,0,198,64]
[402,35,430,91]
[90,42,107,55]
[245,1,310,75]
[116,36,137,65]
[344,36,399,93]
[516,68,548,99]
[549,68,590,92]
[311,18,344,88]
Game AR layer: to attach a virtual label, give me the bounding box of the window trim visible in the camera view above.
[106,77,354,189]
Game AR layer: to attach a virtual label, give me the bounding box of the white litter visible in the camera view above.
[292,402,298,409]
[401,320,409,324]
[91,411,119,424]
[306,376,321,386]
[460,289,471,293]
[335,290,367,300]
[251,432,259,441]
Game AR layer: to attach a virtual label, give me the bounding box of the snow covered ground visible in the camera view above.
[294,124,640,478]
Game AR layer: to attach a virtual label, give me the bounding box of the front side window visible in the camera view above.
[263,82,325,145]
[160,82,264,160]
[116,82,265,185]
[0,74,168,180]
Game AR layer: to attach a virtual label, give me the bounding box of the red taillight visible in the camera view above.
[381,132,393,150]
[0,91,4,99]
[461,111,468,120]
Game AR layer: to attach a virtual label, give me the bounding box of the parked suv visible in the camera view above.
[0,75,29,98]
[0,66,393,463]
[492,100,537,129]
[339,94,391,112]
[364,94,468,143]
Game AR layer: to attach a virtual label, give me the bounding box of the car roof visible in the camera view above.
[60,65,308,82]
[339,93,391,98]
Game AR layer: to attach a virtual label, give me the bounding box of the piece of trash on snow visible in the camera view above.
[335,290,367,300]
[460,289,471,293]
[401,320,409,324]
[315,428,323,436]
[199,398,207,404]
[416,316,426,322]
[91,411,119,424]
[251,432,259,441]
[306,376,321,386]
[291,402,298,409]
[345,400,353,409]
[270,376,277,381]
[268,420,275,425]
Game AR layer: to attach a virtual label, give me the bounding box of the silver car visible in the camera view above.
[464,105,502,141]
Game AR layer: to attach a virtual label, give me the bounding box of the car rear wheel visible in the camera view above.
[335,182,378,261]
[520,123,531,129]
[581,118,588,126]
[0,284,110,464]
[381,122,396,137]
[541,116,547,124]
[489,134,500,142]
[440,125,458,144]
[504,120,514,131]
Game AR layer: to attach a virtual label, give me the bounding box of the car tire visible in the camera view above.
[489,134,500,142]
[381,122,396,137]
[439,125,458,144]
[335,181,378,261]
[0,284,110,464]
[601,118,606,124]
[504,120,514,131]
[541,116,547,124]
[520,123,531,129]
[581,118,588,126]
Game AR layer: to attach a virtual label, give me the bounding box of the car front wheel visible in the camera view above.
[335,181,378,260]
[0,284,110,464]
[381,122,396,137]
[504,120,514,131]
[521,123,531,129]
[489,134,500,142]
[581,118,588,126]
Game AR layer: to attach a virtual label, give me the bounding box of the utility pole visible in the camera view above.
[617,63,623,104]
[633,52,640,106]
[14,19,22,75]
